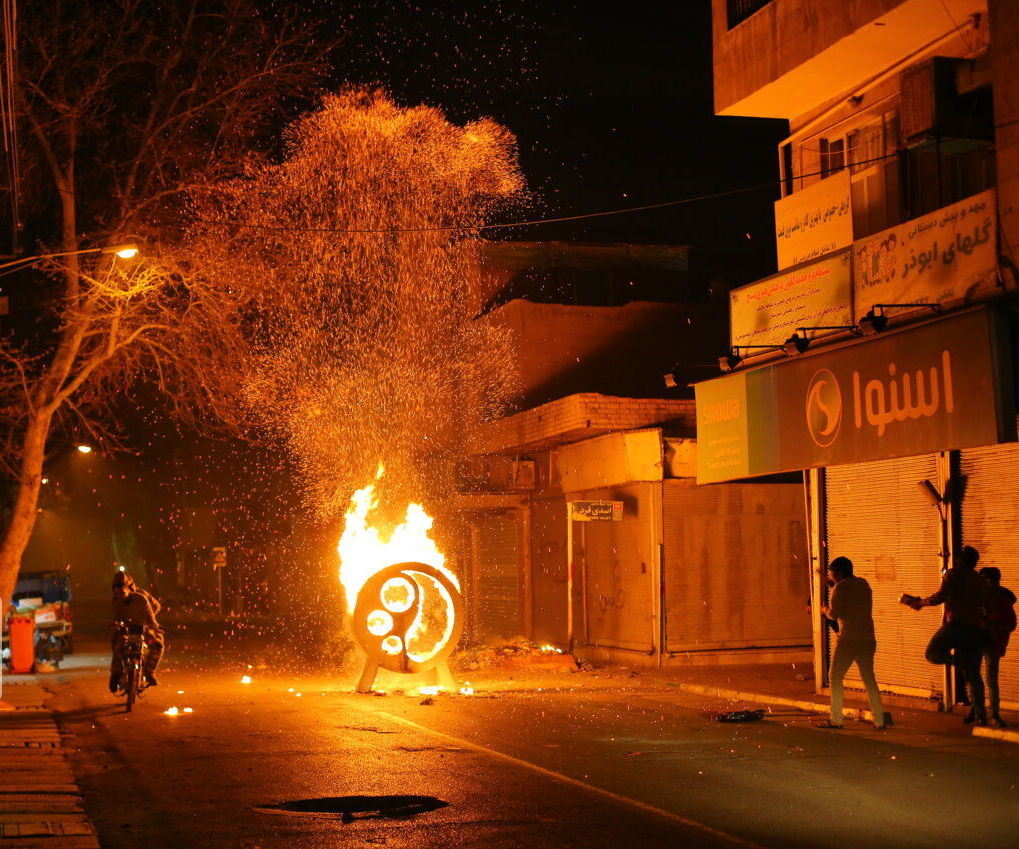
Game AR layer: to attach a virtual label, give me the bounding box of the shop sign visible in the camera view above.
[730,250,852,348]
[774,170,853,270]
[696,308,1016,484]
[569,501,623,522]
[853,189,997,319]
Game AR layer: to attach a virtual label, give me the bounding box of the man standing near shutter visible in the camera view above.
[906,545,991,725]
[819,557,886,729]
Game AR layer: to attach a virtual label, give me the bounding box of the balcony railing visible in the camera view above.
[727,0,774,29]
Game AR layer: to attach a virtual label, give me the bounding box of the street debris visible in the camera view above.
[716,709,766,723]
[456,638,572,670]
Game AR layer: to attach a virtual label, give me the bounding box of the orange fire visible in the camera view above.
[337,466,459,614]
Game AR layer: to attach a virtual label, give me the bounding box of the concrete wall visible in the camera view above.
[992,0,1019,272]
[483,299,726,408]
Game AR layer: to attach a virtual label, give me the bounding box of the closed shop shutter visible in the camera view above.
[579,483,654,652]
[959,443,1019,708]
[531,497,567,645]
[476,514,519,640]
[826,455,943,697]
[663,482,811,652]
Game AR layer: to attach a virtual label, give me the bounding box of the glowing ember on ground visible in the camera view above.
[183,708,193,714]
[417,685,445,696]
[540,645,563,654]
[164,707,180,716]
[459,683,475,696]
[240,675,252,684]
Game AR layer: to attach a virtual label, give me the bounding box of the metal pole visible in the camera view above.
[566,505,574,656]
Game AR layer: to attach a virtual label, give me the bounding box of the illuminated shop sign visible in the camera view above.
[696,308,1015,484]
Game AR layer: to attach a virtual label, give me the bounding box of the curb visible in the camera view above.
[972,726,1019,744]
[0,682,100,849]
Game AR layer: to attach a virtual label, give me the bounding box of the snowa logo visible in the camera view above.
[805,368,842,448]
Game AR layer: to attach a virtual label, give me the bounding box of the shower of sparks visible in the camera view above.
[190,89,524,531]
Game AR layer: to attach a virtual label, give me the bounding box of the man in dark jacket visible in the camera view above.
[906,546,990,725]
[978,566,1016,727]
[110,572,165,692]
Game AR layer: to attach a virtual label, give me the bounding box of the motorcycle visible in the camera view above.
[113,622,149,712]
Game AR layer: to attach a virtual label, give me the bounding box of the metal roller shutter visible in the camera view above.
[476,515,520,640]
[826,455,944,697]
[960,443,1019,708]
[530,497,567,645]
[579,483,654,652]
[663,482,811,652]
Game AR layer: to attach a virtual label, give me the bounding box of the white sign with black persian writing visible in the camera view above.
[774,171,853,270]
[853,189,997,319]
[730,250,853,349]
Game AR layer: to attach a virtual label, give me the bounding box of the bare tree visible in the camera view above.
[0,0,337,607]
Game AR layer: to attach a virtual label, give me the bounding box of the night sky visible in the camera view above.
[325,0,788,283]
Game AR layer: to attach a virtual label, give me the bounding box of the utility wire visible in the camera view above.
[191,151,902,236]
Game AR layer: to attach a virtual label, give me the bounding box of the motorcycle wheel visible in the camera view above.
[125,666,139,712]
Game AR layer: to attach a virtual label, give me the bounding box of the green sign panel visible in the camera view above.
[696,308,1016,484]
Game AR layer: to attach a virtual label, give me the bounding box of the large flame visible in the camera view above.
[337,467,459,614]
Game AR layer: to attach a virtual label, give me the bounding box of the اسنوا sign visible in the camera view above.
[570,501,624,522]
[696,307,1016,484]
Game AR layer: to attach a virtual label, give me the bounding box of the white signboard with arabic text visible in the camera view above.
[853,189,997,320]
[774,170,853,270]
[730,250,852,349]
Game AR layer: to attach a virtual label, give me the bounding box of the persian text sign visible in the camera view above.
[569,501,623,522]
[730,250,852,348]
[774,171,853,270]
[697,308,1015,484]
[854,189,997,319]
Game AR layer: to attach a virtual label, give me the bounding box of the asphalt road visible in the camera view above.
[45,630,1019,849]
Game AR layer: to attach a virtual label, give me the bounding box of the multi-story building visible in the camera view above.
[704,0,1019,710]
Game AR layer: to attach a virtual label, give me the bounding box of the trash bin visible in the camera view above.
[8,613,35,674]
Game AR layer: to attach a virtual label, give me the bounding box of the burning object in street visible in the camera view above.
[339,472,464,694]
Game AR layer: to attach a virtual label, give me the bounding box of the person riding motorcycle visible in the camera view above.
[110,571,164,693]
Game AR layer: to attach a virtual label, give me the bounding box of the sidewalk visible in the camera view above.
[654,661,1019,740]
[0,682,99,849]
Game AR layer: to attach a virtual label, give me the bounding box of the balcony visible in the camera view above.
[713,0,987,120]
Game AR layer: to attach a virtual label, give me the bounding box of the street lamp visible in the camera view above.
[782,325,859,356]
[76,444,93,455]
[718,345,783,372]
[858,303,941,336]
[0,242,140,279]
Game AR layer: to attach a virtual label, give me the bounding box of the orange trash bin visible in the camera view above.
[8,613,35,674]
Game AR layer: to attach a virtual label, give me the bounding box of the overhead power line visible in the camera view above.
[191,150,902,236]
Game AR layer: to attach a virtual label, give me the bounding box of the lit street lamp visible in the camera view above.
[0,242,140,279]
[76,444,93,455]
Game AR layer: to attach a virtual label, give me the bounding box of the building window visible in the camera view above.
[727,0,774,29]
[820,138,846,178]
